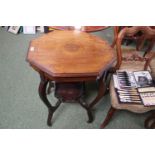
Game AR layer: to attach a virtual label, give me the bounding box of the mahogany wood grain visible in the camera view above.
[27,30,115,78]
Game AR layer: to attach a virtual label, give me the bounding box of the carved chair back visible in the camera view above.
[115,26,155,70]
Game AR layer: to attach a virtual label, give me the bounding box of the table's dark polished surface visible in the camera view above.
[27,30,116,126]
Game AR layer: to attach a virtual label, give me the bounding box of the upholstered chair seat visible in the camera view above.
[110,79,155,113]
[110,48,154,113]
[100,64,155,129]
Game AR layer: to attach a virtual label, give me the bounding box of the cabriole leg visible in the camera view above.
[38,74,61,126]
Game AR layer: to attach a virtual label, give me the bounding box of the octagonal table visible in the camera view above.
[27,30,115,126]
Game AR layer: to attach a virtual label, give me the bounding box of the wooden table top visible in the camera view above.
[27,30,115,78]
[49,26,109,32]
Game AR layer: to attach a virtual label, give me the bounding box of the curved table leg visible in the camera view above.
[78,98,94,123]
[38,74,62,126]
[87,72,107,123]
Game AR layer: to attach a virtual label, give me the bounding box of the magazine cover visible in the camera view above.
[133,71,153,87]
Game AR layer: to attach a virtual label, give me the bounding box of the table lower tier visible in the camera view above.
[38,73,107,126]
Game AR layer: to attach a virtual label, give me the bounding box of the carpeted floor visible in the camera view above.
[0,27,151,129]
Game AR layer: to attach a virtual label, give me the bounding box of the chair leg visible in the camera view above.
[144,112,155,129]
[100,106,116,129]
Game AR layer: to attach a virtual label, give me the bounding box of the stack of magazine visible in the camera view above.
[113,70,155,106]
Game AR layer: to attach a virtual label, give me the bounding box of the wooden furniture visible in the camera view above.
[27,30,115,126]
[111,26,144,48]
[145,52,155,79]
[100,26,155,129]
[48,26,109,32]
[144,52,155,129]
[111,26,119,48]
[111,26,155,55]
[112,27,155,71]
